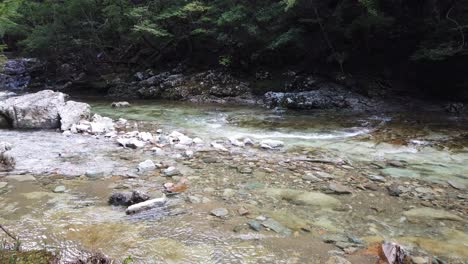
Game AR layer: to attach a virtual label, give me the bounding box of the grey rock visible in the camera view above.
[448,180,466,190]
[210,208,229,218]
[58,101,91,131]
[85,170,105,178]
[368,175,386,182]
[403,208,463,222]
[325,256,352,264]
[163,167,181,177]
[302,173,322,182]
[109,191,150,206]
[53,185,66,193]
[138,160,156,172]
[261,219,292,236]
[247,220,262,231]
[328,183,352,194]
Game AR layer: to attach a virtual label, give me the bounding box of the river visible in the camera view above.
[0,99,467,263]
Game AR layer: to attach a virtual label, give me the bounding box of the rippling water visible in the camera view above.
[1,99,467,263]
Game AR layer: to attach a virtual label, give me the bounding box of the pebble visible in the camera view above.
[85,170,105,178]
[238,207,249,216]
[53,185,66,193]
[138,160,156,172]
[210,208,229,218]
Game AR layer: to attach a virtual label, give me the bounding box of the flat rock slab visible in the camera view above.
[263,188,341,209]
[261,219,291,236]
[5,175,36,182]
[404,208,463,222]
[448,180,466,190]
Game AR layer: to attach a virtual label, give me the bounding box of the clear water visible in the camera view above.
[1,99,467,263]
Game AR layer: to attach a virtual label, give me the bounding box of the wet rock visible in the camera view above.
[328,183,352,194]
[260,139,284,149]
[111,101,131,108]
[247,220,262,231]
[138,160,156,172]
[238,207,249,216]
[0,182,8,189]
[58,101,91,131]
[126,195,167,215]
[237,166,253,174]
[264,84,371,110]
[387,160,406,168]
[163,166,180,177]
[117,138,145,149]
[448,180,466,190]
[321,234,350,244]
[188,196,201,204]
[261,219,292,236]
[403,208,463,222]
[85,170,105,178]
[183,150,194,159]
[211,142,228,151]
[53,185,66,193]
[325,256,352,264]
[210,208,229,218]
[444,102,464,114]
[414,187,433,194]
[263,188,341,208]
[368,175,386,182]
[109,190,151,207]
[302,173,322,182]
[387,184,402,196]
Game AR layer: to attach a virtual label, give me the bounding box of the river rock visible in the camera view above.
[328,183,352,194]
[117,138,145,149]
[247,220,262,231]
[0,142,15,171]
[403,208,463,222]
[302,172,322,182]
[448,180,466,190]
[262,219,292,236]
[58,101,91,130]
[210,208,229,218]
[53,185,66,193]
[109,190,150,206]
[111,101,131,108]
[260,139,284,149]
[0,90,65,128]
[263,188,341,208]
[163,167,180,177]
[125,195,167,214]
[325,256,352,264]
[138,160,156,172]
[0,90,91,130]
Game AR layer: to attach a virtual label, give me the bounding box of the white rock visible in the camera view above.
[243,138,254,145]
[126,195,167,215]
[163,166,180,177]
[193,138,204,144]
[230,138,245,147]
[211,142,228,151]
[260,139,284,149]
[58,101,91,131]
[117,138,145,149]
[138,160,156,172]
[138,132,154,142]
[184,150,194,158]
[62,130,72,137]
[75,124,90,132]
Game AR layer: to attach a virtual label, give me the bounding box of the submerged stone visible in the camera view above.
[403,208,463,222]
[263,188,341,209]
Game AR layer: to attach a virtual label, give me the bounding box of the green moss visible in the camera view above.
[0,250,57,264]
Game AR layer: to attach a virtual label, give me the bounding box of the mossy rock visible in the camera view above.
[0,250,57,264]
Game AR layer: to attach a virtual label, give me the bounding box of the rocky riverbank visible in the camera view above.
[0,91,467,263]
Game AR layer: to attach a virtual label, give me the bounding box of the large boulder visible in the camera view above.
[0,90,91,130]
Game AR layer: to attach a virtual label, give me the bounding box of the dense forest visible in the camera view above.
[1,0,467,98]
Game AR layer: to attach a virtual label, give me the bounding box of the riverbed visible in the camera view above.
[1,100,467,263]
